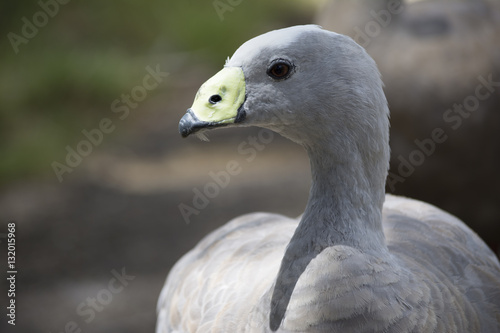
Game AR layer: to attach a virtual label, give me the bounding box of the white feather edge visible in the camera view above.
[194,131,210,142]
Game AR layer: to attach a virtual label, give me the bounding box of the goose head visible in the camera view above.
[179,25,390,193]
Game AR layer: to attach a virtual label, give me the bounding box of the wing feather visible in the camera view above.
[157,195,500,332]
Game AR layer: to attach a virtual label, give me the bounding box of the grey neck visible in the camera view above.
[269,133,388,331]
[301,142,387,253]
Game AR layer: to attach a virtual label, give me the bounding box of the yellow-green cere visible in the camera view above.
[190,67,246,123]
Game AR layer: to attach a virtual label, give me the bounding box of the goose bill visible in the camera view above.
[179,67,246,137]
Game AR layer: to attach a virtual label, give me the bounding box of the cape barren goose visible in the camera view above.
[157,25,500,332]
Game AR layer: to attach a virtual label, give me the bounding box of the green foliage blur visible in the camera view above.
[0,0,316,186]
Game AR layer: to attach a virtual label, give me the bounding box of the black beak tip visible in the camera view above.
[179,117,191,138]
[179,109,208,138]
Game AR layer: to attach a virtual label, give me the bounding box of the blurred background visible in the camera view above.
[0,0,498,332]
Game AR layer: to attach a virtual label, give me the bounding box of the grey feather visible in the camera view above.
[157,25,500,332]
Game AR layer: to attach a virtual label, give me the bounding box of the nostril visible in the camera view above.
[209,94,222,104]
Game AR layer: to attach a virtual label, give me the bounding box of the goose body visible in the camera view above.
[158,25,500,332]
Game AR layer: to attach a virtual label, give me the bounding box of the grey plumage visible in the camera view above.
[157,25,500,332]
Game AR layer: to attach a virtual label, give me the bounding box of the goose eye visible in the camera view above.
[267,60,293,80]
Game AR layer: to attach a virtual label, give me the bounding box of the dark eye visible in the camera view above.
[267,60,293,80]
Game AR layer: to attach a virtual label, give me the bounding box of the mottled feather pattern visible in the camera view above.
[157,213,297,332]
[158,195,500,332]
